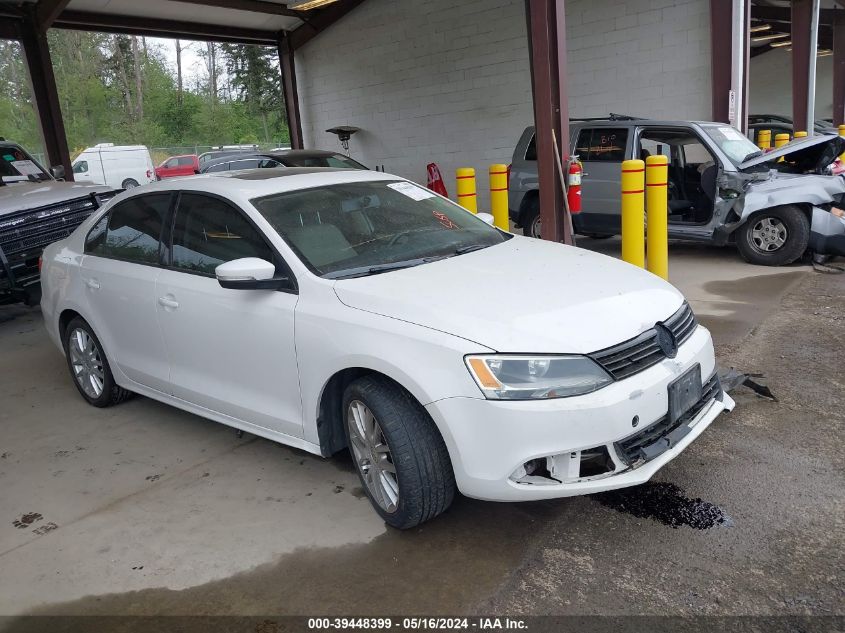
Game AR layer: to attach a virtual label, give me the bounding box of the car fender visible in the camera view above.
[735,173,845,223]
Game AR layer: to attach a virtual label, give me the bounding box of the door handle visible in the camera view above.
[158,297,179,309]
[85,278,100,290]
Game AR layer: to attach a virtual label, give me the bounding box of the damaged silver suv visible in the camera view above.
[509,117,845,266]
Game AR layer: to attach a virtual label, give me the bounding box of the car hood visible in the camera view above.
[333,236,685,354]
[738,134,845,172]
[0,180,113,216]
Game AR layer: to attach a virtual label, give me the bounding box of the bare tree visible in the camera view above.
[175,39,183,106]
[131,36,144,120]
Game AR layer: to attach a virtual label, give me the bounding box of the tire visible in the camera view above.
[63,317,132,407]
[342,375,455,529]
[522,200,541,238]
[736,205,810,266]
[121,178,139,189]
[580,233,614,240]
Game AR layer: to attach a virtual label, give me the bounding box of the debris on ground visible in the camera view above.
[719,367,778,401]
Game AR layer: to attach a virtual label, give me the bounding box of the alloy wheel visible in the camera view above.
[347,400,399,513]
[750,217,788,253]
[68,328,105,399]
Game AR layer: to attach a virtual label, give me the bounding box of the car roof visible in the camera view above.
[123,167,400,199]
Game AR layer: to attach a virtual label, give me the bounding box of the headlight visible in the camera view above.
[465,354,613,400]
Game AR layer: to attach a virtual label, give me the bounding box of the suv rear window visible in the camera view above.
[575,128,629,162]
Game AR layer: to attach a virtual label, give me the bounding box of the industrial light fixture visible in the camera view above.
[750,24,772,33]
[751,32,790,43]
[326,125,360,151]
[770,40,792,48]
[289,0,339,9]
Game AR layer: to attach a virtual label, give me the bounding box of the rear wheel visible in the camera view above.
[736,205,809,266]
[522,200,541,238]
[121,178,139,189]
[343,376,455,529]
[63,317,132,407]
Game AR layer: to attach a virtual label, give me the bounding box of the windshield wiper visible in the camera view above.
[326,256,447,279]
[454,243,490,255]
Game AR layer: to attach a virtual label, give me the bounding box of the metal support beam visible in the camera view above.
[834,9,845,126]
[288,0,365,50]
[792,0,813,132]
[710,0,732,123]
[171,0,306,19]
[806,0,820,135]
[35,0,71,31]
[278,33,303,149]
[53,10,278,45]
[18,13,72,180]
[525,0,571,245]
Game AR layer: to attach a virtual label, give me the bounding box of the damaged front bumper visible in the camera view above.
[810,206,845,257]
[426,326,735,502]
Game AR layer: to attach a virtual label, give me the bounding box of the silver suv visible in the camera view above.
[0,140,116,304]
[508,117,845,266]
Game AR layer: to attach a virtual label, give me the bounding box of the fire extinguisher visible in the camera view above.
[567,158,583,214]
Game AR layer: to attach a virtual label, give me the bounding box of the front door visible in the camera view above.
[155,192,303,438]
[80,192,173,392]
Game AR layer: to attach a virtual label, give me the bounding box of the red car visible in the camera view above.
[155,154,199,180]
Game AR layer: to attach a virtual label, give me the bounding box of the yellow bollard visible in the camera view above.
[757,129,772,150]
[774,133,791,148]
[645,155,669,280]
[794,130,808,138]
[621,159,645,268]
[455,167,477,213]
[839,125,845,163]
[488,164,509,230]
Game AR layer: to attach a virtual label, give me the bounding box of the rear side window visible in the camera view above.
[206,162,229,172]
[85,194,171,264]
[525,135,536,161]
[575,128,629,162]
[170,193,274,275]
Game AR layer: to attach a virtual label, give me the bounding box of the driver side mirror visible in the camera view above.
[215,258,291,290]
[50,165,65,180]
[477,212,495,226]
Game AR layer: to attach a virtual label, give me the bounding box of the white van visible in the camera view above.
[72,144,155,189]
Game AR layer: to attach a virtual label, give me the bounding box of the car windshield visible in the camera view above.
[0,146,50,184]
[700,125,763,165]
[252,180,510,278]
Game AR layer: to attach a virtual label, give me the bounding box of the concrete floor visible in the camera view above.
[0,240,842,621]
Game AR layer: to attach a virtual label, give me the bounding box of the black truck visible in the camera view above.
[0,139,117,305]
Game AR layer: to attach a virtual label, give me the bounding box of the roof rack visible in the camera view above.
[570,113,645,122]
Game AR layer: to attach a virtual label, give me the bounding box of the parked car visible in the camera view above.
[197,147,258,170]
[747,113,838,146]
[41,167,733,528]
[0,139,116,305]
[200,149,367,173]
[72,143,155,189]
[155,154,199,180]
[509,118,845,265]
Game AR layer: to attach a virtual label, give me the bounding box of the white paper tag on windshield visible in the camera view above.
[387,181,435,201]
[718,127,745,142]
[11,160,41,176]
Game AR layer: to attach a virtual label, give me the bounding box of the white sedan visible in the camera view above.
[40,168,734,528]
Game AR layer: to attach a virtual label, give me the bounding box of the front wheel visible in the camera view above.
[522,202,541,239]
[343,376,455,529]
[121,178,139,189]
[63,317,132,407]
[736,205,810,266]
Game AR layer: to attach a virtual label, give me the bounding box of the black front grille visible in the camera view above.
[615,372,722,466]
[590,302,698,380]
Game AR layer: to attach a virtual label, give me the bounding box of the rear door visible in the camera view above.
[80,192,174,392]
[154,192,302,437]
[572,126,630,234]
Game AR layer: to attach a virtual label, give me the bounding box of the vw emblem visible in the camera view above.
[654,323,678,358]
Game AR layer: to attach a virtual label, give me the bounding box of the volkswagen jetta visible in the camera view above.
[40,167,734,528]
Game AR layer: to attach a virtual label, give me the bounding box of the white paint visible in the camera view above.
[730,0,746,130]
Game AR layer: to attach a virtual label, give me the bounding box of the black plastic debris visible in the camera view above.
[718,367,777,401]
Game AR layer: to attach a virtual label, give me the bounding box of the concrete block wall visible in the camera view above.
[296,0,712,209]
[750,48,834,121]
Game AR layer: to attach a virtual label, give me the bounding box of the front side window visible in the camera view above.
[252,180,509,278]
[170,193,274,275]
[177,156,195,166]
[574,128,629,162]
[86,193,171,264]
[206,162,229,173]
[73,161,88,174]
